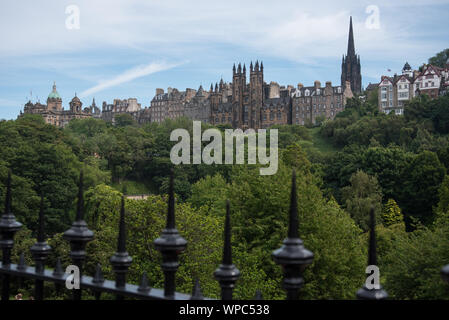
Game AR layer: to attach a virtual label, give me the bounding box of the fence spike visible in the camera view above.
[214,200,240,300]
[17,252,27,271]
[0,170,23,300]
[272,170,314,300]
[154,169,187,298]
[62,170,94,300]
[167,168,175,229]
[93,263,104,284]
[37,194,45,242]
[0,170,22,266]
[223,200,232,265]
[53,258,64,277]
[190,279,204,300]
[76,170,84,221]
[254,289,263,300]
[4,170,11,214]
[288,170,299,238]
[368,208,377,266]
[442,264,449,283]
[356,207,388,300]
[118,196,126,253]
[110,196,132,290]
[138,272,151,293]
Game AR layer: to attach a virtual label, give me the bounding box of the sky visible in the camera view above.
[0,0,448,120]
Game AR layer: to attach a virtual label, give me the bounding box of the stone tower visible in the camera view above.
[232,63,246,127]
[47,82,62,111]
[69,94,82,113]
[249,61,264,129]
[341,16,362,94]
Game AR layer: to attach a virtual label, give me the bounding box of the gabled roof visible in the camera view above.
[379,76,394,85]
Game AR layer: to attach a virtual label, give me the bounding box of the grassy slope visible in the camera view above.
[308,127,339,154]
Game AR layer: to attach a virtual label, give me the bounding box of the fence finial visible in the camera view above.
[62,170,94,300]
[223,200,232,265]
[368,208,377,266]
[118,196,127,253]
[167,168,175,229]
[0,170,23,263]
[37,194,45,242]
[154,169,187,298]
[288,170,299,238]
[214,200,240,300]
[4,170,11,215]
[254,289,263,300]
[30,194,51,274]
[76,171,84,221]
[110,196,132,290]
[356,207,388,300]
[272,170,313,300]
[17,253,27,271]
[53,258,64,277]
[138,272,151,293]
[442,264,449,283]
[190,279,204,300]
[93,263,104,284]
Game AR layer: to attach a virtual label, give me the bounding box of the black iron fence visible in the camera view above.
[0,170,448,300]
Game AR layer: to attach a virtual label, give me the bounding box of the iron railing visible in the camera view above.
[1,169,448,300]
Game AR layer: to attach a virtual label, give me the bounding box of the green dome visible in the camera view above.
[48,83,61,100]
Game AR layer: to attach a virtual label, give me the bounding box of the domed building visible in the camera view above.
[47,82,62,111]
[19,83,94,127]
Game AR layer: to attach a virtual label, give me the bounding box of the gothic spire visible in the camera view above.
[347,16,355,57]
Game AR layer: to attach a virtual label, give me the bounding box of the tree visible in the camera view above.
[428,48,449,68]
[341,170,383,231]
[216,162,366,299]
[114,113,135,127]
[400,151,446,225]
[382,199,404,227]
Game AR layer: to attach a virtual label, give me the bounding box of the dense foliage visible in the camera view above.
[2,89,449,299]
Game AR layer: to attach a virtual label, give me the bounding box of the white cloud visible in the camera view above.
[1,0,448,65]
[79,61,182,97]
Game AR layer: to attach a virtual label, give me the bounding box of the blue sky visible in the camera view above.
[1,0,449,119]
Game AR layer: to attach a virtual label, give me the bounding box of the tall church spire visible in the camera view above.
[347,16,355,57]
[341,16,361,94]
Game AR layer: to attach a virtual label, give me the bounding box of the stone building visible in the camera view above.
[148,61,352,129]
[184,85,212,124]
[341,16,362,94]
[101,98,142,123]
[19,83,92,127]
[149,87,196,123]
[291,81,353,125]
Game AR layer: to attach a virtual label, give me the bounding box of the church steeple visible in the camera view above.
[347,16,355,57]
[341,16,362,94]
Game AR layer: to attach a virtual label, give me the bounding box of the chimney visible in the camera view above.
[314,80,321,89]
[297,83,303,89]
[156,88,164,95]
[325,81,332,87]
